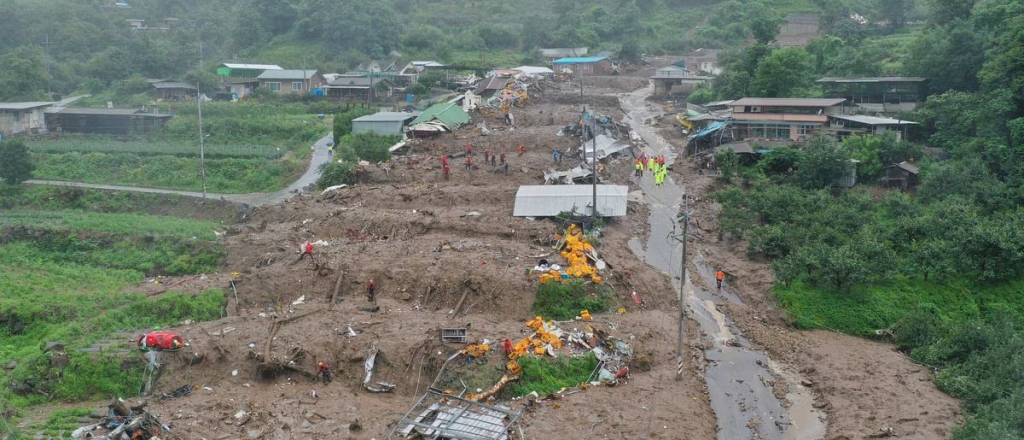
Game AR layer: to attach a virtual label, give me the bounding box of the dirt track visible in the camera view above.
[109,69,961,440]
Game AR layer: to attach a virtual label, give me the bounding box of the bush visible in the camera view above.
[316,161,357,189]
[345,132,400,163]
[504,353,598,397]
[533,279,609,321]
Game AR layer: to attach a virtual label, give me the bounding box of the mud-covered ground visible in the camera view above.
[74,67,960,440]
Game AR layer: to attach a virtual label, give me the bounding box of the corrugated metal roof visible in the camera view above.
[817,77,928,83]
[257,69,319,80]
[47,108,172,117]
[704,100,735,107]
[151,82,196,89]
[513,185,628,217]
[0,102,54,110]
[474,76,510,94]
[326,77,390,88]
[221,63,282,70]
[731,97,847,107]
[894,161,920,174]
[353,112,417,123]
[410,102,470,128]
[829,114,918,126]
[552,56,609,64]
[541,47,589,57]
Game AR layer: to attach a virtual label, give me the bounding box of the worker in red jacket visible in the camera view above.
[298,241,314,262]
[367,279,377,302]
[317,361,332,384]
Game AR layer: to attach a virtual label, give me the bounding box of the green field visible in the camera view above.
[28,137,284,159]
[0,206,227,426]
[24,101,330,193]
[0,210,222,239]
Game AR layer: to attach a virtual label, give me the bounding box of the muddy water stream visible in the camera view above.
[619,85,826,440]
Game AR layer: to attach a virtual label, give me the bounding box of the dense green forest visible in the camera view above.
[3,0,908,100]
[703,0,1024,438]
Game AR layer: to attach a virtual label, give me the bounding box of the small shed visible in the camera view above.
[151,81,197,100]
[0,102,54,135]
[352,112,417,135]
[45,108,172,135]
[882,161,920,191]
[551,56,616,75]
[513,185,628,217]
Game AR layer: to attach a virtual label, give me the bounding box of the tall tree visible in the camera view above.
[928,0,975,25]
[0,46,49,101]
[0,140,34,186]
[904,19,984,93]
[876,0,913,29]
[751,48,815,97]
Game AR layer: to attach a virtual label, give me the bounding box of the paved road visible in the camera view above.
[27,133,334,207]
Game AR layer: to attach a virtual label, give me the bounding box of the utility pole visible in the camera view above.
[671,194,692,380]
[591,118,597,228]
[197,34,207,198]
[42,32,52,95]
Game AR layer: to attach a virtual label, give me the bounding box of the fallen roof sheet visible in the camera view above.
[714,141,756,155]
[410,102,471,128]
[544,165,593,184]
[690,121,727,140]
[829,114,919,126]
[512,66,554,75]
[577,134,632,160]
[408,120,450,133]
[392,389,521,440]
[513,185,628,217]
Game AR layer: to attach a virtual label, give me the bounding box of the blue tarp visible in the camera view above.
[691,121,727,140]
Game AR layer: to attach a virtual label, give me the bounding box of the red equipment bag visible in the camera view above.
[137,331,184,352]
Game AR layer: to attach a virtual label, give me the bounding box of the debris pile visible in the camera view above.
[72,398,172,440]
[536,224,602,284]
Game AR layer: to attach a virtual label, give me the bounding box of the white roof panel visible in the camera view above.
[222,63,283,70]
[513,185,628,217]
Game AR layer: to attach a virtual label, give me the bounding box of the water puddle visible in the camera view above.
[619,86,825,440]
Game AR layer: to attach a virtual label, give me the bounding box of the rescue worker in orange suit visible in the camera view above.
[715,269,725,289]
[518,145,525,157]
[502,339,515,359]
[317,361,332,384]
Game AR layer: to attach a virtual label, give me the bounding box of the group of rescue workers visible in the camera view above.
[634,153,670,185]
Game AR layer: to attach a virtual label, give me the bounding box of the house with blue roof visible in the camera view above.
[551,56,616,75]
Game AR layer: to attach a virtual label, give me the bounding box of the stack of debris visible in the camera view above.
[534,224,603,284]
[71,398,173,440]
[484,77,531,112]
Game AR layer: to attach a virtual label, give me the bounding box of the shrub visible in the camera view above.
[504,353,598,397]
[345,132,400,163]
[533,279,609,321]
[316,161,357,189]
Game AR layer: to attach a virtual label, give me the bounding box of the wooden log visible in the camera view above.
[329,268,344,310]
[470,373,519,402]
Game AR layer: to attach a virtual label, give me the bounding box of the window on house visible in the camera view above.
[267,82,281,92]
[292,82,303,91]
